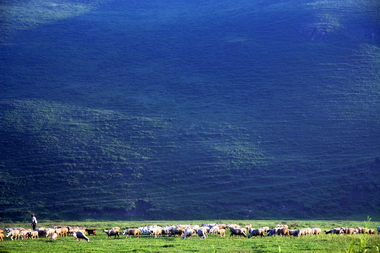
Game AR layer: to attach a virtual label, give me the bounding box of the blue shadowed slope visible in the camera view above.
[0,0,379,220]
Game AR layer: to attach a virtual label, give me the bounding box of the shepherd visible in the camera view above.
[31,214,38,230]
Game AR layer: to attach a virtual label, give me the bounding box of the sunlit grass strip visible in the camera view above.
[1,219,380,252]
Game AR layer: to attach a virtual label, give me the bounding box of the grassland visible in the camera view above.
[1,220,380,252]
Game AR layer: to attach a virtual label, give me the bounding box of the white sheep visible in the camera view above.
[51,233,58,240]
[73,231,90,242]
[6,229,20,240]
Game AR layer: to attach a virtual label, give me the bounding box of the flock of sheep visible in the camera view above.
[2,223,380,242]
[1,226,91,242]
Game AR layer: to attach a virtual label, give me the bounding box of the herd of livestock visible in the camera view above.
[1,223,380,242]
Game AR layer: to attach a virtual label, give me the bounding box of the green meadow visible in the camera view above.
[1,219,380,252]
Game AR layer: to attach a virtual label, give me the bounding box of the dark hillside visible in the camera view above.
[0,0,380,221]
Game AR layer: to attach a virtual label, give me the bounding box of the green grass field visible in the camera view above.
[1,220,380,252]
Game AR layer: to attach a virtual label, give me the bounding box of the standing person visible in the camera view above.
[31,214,37,230]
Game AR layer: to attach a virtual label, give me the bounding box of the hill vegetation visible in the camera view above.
[0,0,379,221]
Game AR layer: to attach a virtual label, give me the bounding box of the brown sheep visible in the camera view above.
[367,229,375,234]
[123,229,141,238]
[218,224,227,229]
[276,227,290,236]
[85,229,97,236]
[0,233,4,241]
[341,228,354,235]
[354,227,365,234]
[103,227,120,238]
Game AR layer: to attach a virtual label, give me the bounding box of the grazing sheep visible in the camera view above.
[341,228,354,235]
[197,228,208,239]
[209,226,225,236]
[85,229,97,236]
[289,229,300,237]
[303,228,313,236]
[19,230,30,240]
[298,229,307,236]
[297,228,310,236]
[6,230,20,240]
[55,226,69,237]
[103,227,120,238]
[138,226,151,235]
[182,229,196,239]
[216,228,226,237]
[149,227,162,238]
[267,228,278,236]
[35,227,46,237]
[277,227,290,236]
[45,228,56,238]
[248,228,265,238]
[218,224,227,230]
[367,229,375,234]
[229,227,247,238]
[122,229,141,238]
[169,227,185,237]
[28,231,39,239]
[73,231,90,242]
[354,227,365,234]
[209,226,222,235]
[55,228,62,237]
[311,228,322,235]
[325,228,343,235]
[51,233,58,240]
